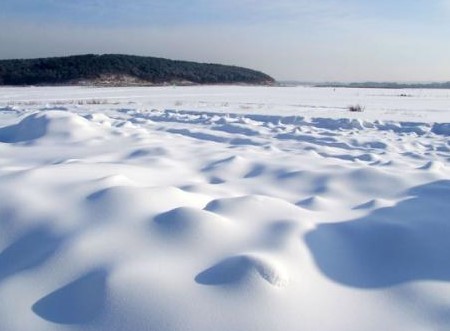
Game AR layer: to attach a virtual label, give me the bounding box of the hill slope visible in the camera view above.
[0,54,275,86]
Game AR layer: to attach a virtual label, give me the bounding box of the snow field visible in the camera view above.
[0,86,450,331]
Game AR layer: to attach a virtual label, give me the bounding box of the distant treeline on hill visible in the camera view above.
[0,54,275,86]
[315,81,450,89]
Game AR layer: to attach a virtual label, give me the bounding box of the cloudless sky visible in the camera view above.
[0,0,449,81]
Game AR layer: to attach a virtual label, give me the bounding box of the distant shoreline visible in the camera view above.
[2,81,450,90]
[279,81,450,90]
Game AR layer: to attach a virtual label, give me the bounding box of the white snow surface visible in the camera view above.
[0,86,450,331]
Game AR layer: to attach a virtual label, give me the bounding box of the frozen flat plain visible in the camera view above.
[0,86,450,331]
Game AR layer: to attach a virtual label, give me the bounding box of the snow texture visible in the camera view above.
[0,86,450,331]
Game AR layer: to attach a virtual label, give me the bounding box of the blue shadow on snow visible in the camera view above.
[32,268,108,324]
[305,180,450,288]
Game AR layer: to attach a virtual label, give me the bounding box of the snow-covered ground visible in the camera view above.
[0,86,449,331]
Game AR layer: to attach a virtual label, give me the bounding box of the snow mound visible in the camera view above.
[91,174,137,188]
[201,155,265,181]
[83,113,111,123]
[195,253,289,287]
[418,161,445,172]
[153,206,231,241]
[0,111,102,143]
[86,185,208,219]
[352,198,395,210]
[205,195,304,221]
[296,196,337,211]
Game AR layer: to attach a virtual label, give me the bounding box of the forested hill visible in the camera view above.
[0,54,275,86]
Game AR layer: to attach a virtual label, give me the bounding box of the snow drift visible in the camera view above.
[0,111,102,143]
[0,86,450,331]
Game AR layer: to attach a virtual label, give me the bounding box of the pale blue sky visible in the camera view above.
[1,0,449,81]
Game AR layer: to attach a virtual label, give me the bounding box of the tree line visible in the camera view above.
[0,54,275,86]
